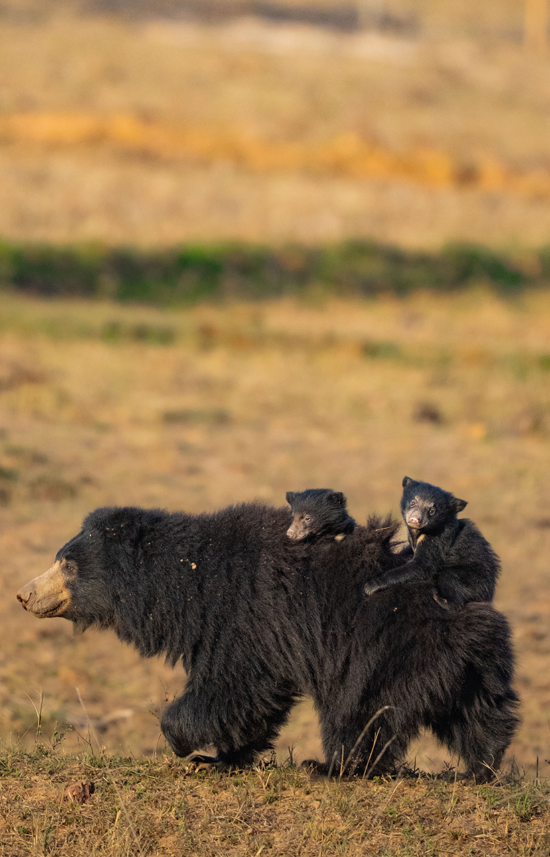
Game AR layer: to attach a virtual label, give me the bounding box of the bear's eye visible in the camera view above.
[304,515,312,523]
[63,559,78,576]
[429,508,435,516]
[409,500,415,508]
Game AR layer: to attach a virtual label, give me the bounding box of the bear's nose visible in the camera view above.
[408,516,422,528]
[16,586,33,609]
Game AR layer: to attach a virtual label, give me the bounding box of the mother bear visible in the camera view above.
[16,503,519,780]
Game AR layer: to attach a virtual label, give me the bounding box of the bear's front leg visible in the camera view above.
[160,693,201,759]
[161,681,297,769]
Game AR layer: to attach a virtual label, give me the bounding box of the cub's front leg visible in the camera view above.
[364,535,428,596]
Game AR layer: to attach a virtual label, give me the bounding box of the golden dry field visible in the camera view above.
[2,3,550,247]
[1,289,550,781]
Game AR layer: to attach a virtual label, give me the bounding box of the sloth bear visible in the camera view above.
[285,488,356,542]
[365,477,500,611]
[16,503,519,780]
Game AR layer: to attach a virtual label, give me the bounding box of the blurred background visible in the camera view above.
[1,0,550,777]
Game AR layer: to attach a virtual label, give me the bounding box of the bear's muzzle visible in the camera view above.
[16,560,72,619]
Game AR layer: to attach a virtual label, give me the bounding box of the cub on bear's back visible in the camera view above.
[286,488,356,542]
[365,477,500,610]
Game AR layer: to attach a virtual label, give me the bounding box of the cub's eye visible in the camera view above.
[409,500,415,508]
[429,508,435,516]
[304,515,312,523]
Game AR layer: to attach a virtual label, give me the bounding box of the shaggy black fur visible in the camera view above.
[53,503,519,780]
[286,489,356,542]
[364,477,500,611]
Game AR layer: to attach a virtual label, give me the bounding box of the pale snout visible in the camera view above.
[286,527,298,540]
[16,561,72,619]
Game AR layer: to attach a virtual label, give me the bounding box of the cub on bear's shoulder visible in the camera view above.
[364,476,500,610]
[286,488,356,542]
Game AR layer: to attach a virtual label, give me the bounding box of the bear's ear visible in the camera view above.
[402,476,415,488]
[286,492,296,506]
[328,491,346,506]
[453,497,468,513]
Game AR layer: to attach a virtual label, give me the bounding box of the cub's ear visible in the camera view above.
[328,491,346,506]
[286,492,296,506]
[453,497,468,513]
[402,476,415,488]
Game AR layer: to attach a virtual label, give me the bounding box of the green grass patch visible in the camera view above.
[0,239,547,305]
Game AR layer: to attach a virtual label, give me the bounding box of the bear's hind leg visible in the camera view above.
[317,703,409,777]
[429,660,520,782]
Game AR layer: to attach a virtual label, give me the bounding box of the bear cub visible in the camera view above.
[286,489,356,542]
[364,476,500,610]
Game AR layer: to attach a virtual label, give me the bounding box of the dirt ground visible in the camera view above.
[1,290,549,778]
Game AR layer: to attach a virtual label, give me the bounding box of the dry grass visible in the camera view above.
[1,289,550,780]
[0,749,548,857]
[3,11,550,245]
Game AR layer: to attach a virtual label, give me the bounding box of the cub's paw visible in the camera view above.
[432,592,451,611]
[364,581,381,596]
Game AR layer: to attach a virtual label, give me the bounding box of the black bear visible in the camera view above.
[16,503,519,780]
[364,477,500,611]
[286,488,356,542]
